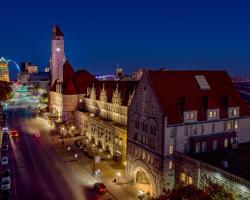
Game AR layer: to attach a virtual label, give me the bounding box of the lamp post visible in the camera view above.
[117,172,121,184]
[61,126,65,153]
[137,190,145,200]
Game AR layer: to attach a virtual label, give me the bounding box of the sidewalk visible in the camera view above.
[48,131,139,200]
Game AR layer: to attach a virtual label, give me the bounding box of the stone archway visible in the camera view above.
[130,159,158,197]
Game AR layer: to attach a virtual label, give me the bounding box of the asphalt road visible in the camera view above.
[5,107,86,200]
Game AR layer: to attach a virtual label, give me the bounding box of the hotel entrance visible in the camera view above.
[134,167,153,197]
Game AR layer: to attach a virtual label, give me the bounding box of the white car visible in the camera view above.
[1,157,8,165]
[1,177,11,191]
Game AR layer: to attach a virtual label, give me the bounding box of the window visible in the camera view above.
[228,107,239,118]
[133,133,138,141]
[191,125,197,135]
[180,172,186,182]
[184,143,190,153]
[207,109,219,120]
[195,143,200,153]
[169,160,173,170]
[187,176,193,185]
[184,111,197,122]
[202,141,207,152]
[230,137,235,144]
[211,123,215,133]
[227,121,233,131]
[195,75,211,90]
[184,126,189,136]
[224,138,228,148]
[170,127,177,138]
[213,140,218,150]
[169,145,174,155]
[234,120,239,130]
[197,125,204,134]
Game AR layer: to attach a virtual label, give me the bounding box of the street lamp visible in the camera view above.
[137,190,145,200]
[61,126,65,153]
[117,172,121,184]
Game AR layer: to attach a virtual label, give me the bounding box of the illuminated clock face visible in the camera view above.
[56,48,60,52]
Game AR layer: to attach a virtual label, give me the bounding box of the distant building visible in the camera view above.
[115,67,123,80]
[0,57,9,82]
[44,67,50,72]
[29,72,50,90]
[233,78,250,107]
[20,62,38,74]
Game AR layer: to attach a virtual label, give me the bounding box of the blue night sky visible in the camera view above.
[1,0,250,79]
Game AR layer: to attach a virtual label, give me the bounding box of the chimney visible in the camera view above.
[178,97,185,115]
[222,95,229,111]
[202,96,208,111]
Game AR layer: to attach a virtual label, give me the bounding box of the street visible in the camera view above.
[6,107,85,200]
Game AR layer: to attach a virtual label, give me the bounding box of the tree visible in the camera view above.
[155,185,211,200]
[40,93,48,104]
[205,181,236,200]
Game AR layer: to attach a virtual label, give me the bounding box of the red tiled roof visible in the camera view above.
[63,79,77,95]
[52,25,64,37]
[148,70,250,124]
[71,70,97,94]
[63,61,75,82]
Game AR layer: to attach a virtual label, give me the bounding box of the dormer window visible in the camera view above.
[184,111,197,123]
[228,107,239,118]
[207,109,219,120]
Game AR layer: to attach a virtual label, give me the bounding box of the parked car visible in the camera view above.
[2,126,8,132]
[3,132,9,140]
[2,120,7,126]
[1,145,8,152]
[2,169,10,178]
[93,182,106,194]
[1,157,8,165]
[1,177,11,191]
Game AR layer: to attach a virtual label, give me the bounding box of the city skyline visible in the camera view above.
[1,0,250,78]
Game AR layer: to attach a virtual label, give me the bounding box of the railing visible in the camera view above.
[175,152,250,189]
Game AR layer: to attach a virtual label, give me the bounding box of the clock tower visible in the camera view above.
[50,25,65,86]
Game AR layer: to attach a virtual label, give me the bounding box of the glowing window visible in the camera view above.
[234,120,239,129]
[180,172,186,182]
[224,138,228,148]
[188,176,193,185]
[169,160,173,170]
[169,145,174,155]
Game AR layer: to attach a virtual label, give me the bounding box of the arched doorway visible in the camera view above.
[134,167,153,196]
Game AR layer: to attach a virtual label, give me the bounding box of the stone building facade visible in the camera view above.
[127,70,250,197]
[74,81,137,162]
[75,110,127,162]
